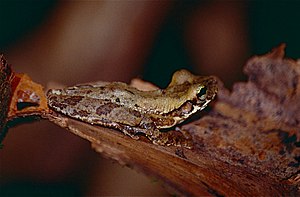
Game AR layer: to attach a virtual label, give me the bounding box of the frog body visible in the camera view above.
[47,69,218,147]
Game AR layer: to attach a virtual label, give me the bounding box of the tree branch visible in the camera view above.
[1,44,299,196]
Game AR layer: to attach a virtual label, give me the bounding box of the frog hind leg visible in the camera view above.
[115,122,161,143]
[137,118,194,148]
[109,118,193,148]
[113,119,170,146]
[148,129,194,149]
[108,122,140,140]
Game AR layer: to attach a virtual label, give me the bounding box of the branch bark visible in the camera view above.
[1,45,299,196]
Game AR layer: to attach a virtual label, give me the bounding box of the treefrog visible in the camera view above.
[47,69,218,147]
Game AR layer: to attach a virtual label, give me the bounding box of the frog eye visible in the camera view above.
[197,86,207,101]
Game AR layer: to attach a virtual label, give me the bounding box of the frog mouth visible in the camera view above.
[183,98,212,117]
[197,99,212,111]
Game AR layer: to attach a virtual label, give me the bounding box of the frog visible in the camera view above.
[47,69,218,148]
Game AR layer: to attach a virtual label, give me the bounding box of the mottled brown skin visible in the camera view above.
[47,70,218,147]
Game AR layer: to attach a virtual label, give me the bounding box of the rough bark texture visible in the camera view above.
[0,55,13,134]
[1,45,300,196]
